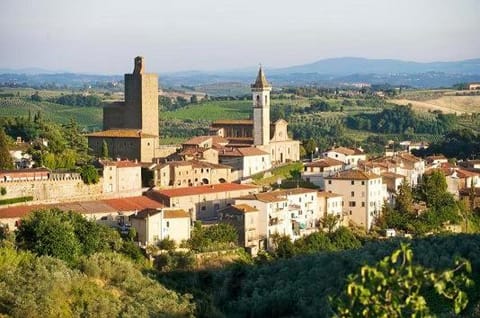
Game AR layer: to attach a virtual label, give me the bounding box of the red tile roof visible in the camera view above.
[212,120,253,125]
[305,158,344,168]
[86,129,157,138]
[328,147,364,156]
[164,209,190,218]
[325,169,381,180]
[219,147,269,157]
[0,196,165,220]
[154,183,259,198]
[99,160,142,168]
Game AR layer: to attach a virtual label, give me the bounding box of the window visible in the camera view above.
[351,180,354,185]
[201,206,206,211]
[361,202,365,207]
[361,181,365,185]
[328,180,332,185]
[351,191,354,197]
[349,201,356,207]
[166,221,169,228]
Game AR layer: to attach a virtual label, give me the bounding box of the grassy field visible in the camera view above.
[162,100,252,121]
[389,91,480,114]
[0,97,102,129]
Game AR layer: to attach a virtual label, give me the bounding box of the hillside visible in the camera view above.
[389,91,480,114]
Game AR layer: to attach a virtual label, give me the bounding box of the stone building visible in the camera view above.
[87,57,160,163]
[210,68,300,164]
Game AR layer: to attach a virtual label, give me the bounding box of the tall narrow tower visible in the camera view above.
[252,67,272,146]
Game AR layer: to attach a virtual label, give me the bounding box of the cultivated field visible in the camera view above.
[389,91,480,114]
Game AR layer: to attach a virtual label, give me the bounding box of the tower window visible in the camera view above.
[256,95,260,101]
[265,95,268,104]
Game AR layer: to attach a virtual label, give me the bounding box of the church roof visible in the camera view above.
[251,67,271,89]
[212,119,253,126]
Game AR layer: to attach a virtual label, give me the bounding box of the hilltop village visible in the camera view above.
[1,57,480,256]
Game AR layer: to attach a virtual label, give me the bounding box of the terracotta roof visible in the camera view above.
[251,67,271,89]
[238,192,286,203]
[212,120,253,125]
[86,129,157,138]
[99,160,142,168]
[129,208,161,219]
[273,188,318,196]
[381,172,406,179]
[102,196,164,211]
[154,183,259,198]
[219,147,269,157]
[328,147,364,156]
[220,204,259,214]
[325,169,381,180]
[456,169,480,178]
[164,209,190,218]
[317,191,343,198]
[183,136,212,145]
[305,158,344,168]
[396,152,422,163]
[0,168,50,174]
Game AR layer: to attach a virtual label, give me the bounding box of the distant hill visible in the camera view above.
[2,57,480,90]
[273,57,480,75]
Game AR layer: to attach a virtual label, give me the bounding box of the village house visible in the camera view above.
[129,208,190,247]
[218,204,265,255]
[317,191,344,229]
[218,146,271,178]
[96,160,142,195]
[152,160,236,188]
[323,146,366,169]
[234,188,320,249]
[301,157,345,188]
[146,183,260,221]
[0,195,164,231]
[324,169,387,230]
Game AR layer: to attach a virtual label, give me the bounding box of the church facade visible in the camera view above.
[87,57,160,163]
[210,68,300,164]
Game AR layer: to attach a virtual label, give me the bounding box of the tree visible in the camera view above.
[15,209,82,263]
[80,164,99,184]
[335,244,473,317]
[303,138,317,158]
[101,140,109,159]
[0,128,13,169]
[320,214,341,234]
[395,180,414,215]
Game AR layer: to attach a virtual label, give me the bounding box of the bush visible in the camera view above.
[80,164,99,184]
[0,196,33,206]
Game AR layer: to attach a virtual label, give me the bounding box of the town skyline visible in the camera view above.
[1,0,479,74]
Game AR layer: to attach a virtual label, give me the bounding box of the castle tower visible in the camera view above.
[251,67,271,146]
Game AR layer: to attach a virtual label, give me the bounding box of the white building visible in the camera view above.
[301,157,345,188]
[129,208,191,246]
[325,169,387,230]
[323,147,366,169]
[317,191,344,230]
[218,147,271,178]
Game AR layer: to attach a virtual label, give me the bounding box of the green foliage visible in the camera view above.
[157,237,176,250]
[188,222,238,252]
[413,129,480,160]
[214,234,480,318]
[80,164,99,184]
[155,251,196,272]
[51,93,103,107]
[15,209,130,264]
[335,244,473,317]
[0,128,13,169]
[0,248,195,317]
[303,138,317,156]
[0,187,7,196]
[0,196,33,206]
[101,140,109,159]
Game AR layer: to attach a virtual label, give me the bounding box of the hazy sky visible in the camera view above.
[1,0,479,74]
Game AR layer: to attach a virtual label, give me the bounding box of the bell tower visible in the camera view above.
[251,66,271,146]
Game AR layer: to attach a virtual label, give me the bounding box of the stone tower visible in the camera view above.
[251,67,271,146]
[104,56,159,137]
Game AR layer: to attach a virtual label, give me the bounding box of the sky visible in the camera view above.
[1,0,479,74]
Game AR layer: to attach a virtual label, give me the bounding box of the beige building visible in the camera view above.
[130,208,190,247]
[235,188,321,249]
[317,191,344,229]
[301,157,345,188]
[323,147,366,169]
[146,183,260,221]
[218,147,271,178]
[219,204,265,255]
[325,169,387,230]
[153,160,236,188]
[87,57,160,163]
[98,160,142,195]
[210,68,300,165]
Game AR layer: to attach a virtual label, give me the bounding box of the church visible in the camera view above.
[210,67,300,164]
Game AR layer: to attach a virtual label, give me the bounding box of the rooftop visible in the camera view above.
[317,191,343,198]
[86,129,157,139]
[99,159,142,168]
[325,169,381,180]
[251,67,271,89]
[153,183,259,198]
[327,146,364,156]
[219,147,269,157]
[211,119,254,126]
[305,157,344,168]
